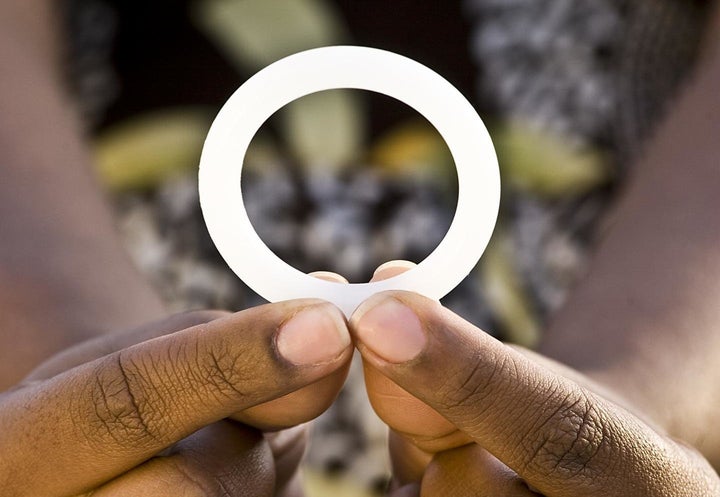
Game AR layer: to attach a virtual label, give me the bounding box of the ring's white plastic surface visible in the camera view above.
[199,46,500,317]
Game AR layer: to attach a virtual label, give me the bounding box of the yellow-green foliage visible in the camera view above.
[94,109,212,191]
[493,121,610,198]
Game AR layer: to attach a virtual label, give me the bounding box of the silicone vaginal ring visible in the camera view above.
[199,46,501,317]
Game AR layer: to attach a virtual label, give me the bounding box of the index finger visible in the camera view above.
[350,292,695,496]
[0,299,352,497]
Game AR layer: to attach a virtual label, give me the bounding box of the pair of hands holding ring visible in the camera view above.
[0,261,717,497]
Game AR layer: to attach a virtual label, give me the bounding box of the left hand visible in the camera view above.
[1,299,353,497]
[351,263,720,497]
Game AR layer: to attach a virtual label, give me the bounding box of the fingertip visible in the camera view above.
[351,293,427,364]
[276,302,351,366]
[227,300,353,431]
[309,271,349,284]
[371,260,417,282]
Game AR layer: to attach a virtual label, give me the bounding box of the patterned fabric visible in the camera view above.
[467,0,710,317]
[468,0,709,155]
[60,0,118,125]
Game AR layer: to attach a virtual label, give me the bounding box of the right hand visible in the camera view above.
[357,262,720,497]
[0,299,353,497]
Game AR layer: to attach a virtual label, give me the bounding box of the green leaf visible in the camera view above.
[480,230,541,348]
[193,0,365,172]
[493,121,611,198]
[93,108,213,192]
[194,0,345,69]
[283,89,364,171]
[369,119,456,194]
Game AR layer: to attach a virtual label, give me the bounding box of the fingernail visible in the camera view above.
[354,298,426,363]
[309,271,349,284]
[277,306,350,365]
[372,260,416,281]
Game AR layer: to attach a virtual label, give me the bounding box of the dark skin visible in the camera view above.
[357,7,720,495]
[2,1,720,496]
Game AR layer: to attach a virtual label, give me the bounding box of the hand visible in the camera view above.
[0,300,353,497]
[352,262,720,496]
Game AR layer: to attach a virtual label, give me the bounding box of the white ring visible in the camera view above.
[199,46,500,317]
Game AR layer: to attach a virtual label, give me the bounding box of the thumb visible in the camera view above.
[361,261,470,484]
[364,262,467,453]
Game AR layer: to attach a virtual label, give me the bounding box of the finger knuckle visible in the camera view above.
[202,342,253,400]
[153,330,247,404]
[81,352,171,448]
[438,352,518,419]
[521,390,607,481]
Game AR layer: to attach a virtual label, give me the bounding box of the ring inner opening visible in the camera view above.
[240,89,459,283]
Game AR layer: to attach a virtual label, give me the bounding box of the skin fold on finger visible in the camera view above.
[0,299,353,497]
[364,364,470,452]
[234,270,352,430]
[351,291,720,497]
[233,366,352,430]
[265,425,309,494]
[421,444,540,497]
[78,420,276,497]
[388,483,421,497]
[388,430,433,485]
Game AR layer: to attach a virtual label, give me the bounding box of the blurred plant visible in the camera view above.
[369,119,457,198]
[193,0,345,68]
[193,0,365,172]
[493,120,611,198]
[94,108,213,191]
[479,228,540,348]
[303,468,381,497]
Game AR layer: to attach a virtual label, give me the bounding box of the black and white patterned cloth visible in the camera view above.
[466,0,710,317]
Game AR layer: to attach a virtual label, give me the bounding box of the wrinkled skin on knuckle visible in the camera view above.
[195,332,269,404]
[520,390,608,483]
[203,342,255,401]
[176,320,287,412]
[81,352,174,450]
[437,352,518,424]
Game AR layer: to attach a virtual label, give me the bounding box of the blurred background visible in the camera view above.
[61,0,711,494]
